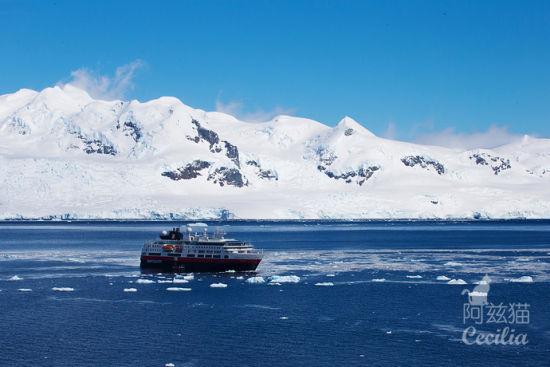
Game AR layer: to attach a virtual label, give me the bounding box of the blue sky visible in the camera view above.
[1,0,549,145]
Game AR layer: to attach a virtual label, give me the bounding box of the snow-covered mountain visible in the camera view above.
[1,84,549,220]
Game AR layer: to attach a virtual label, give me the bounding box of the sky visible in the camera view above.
[1,0,549,148]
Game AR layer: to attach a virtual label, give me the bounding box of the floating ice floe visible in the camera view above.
[172,278,189,284]
[123,288,138,292]
[436,275,451,281]
[447,279,467,285]
[444,262,462,267]
[8,275,22,281]
[176,274,194,281]
[246,276,265,284]
[52,287,75,292]
[165,363,175,367]
[236,276,244,280]
[166,287,192,292]
[225,270,236,273]
[315,282,334,287]
[406,275,423,279]
[157,280,172,284]
[270,275,300,284]
[507,276,534,283]
[372,278,386,282]
[135,279,155,284]
[326,274,336,277]
[210,283,228,288]
[18,288,32,292]
[279,316,289,320]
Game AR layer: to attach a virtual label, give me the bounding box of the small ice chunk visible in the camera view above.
[326,274,336,277]
[165,363,175,367]
[124,288,138,292]
[444,262,462,266]
[406,275,423,279]
[166,287,192,292]
[172,278,189,284]
[436,275,451,281]
[225,270,236,273]
[135,279,155,284]
[210,283,228,288]
[52,287,75,292]
[246,276,265,284]
[507,276,534,283]
[18,288,32,292]
[270,275,300,284]
[181,274,194,281]
[447,279,467,285]
[315,282,334,287]
[157,280,172,283]
[469,291,487,297]
[8,275,22,281]
[279,316,289,320]
[236,276,244,280]
[372,278,386,282]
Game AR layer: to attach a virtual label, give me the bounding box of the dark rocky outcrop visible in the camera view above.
[116,118,142,142]
[344,128,354,136]
[469,153,511,175]
[83,139,117,155]
[161,160,211,180]
[245,160,278,181]
[316,147,337,166]
[187,119,241,166]
[401,155,445,175]
[207,167,248,187]
[223,141,240,167]
[318,165,380,186]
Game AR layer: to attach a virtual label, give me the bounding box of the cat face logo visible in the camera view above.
[461,274,491,306]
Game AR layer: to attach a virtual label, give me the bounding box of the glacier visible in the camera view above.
[0,84,549,220]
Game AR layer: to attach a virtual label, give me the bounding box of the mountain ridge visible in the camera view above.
[0,85,549,220]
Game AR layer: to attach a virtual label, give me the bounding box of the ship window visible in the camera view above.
[213,255,220,259]
[187,254,195,257]
[197,255,204,258]
[205,254,212,258]
[198,250,205,253]
[148,252,161,256]
[224,255,229,259]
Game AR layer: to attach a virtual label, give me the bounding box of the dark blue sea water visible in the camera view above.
[1,220,549,367]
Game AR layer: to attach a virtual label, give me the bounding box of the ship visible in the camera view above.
[140,223,263,272]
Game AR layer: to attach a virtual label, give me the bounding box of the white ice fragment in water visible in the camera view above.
[246,276,265,284]
[52,287,75,292]
[326,274,336,277]
[172,278,189,284]
[447,279,467,285]
[406,275,423,279]
[135,279,155,284]
[444,262,462,266]
[8,275,22,281]
[176,274,194,281]
[270,275,300,284]
[157,280,172,284]
[210,283,228,288]
[166,287,192,292]
[124,288,138,292]
[372,278,386,282]
[165,363,175,367]
[436,275,451,281]
[315,282,334,287]
[507,276,534,283]
[236,276,244,280]
[279,316,289,320]
[225,270,236,273]
[18,288,32,292]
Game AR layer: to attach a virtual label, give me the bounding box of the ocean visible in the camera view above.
[0,220,549,366]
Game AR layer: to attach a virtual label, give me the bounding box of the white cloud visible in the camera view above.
[382,122,397,139]
[215,97,295,123]
[414,124,525,150]
[64,60,144,100]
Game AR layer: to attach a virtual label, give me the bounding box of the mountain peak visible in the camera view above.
[336,116,375,137]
